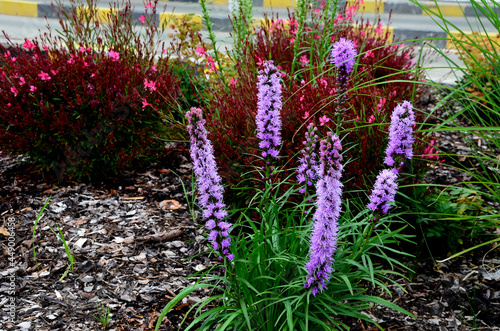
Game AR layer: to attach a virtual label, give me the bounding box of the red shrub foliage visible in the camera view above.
[0,40,182,181]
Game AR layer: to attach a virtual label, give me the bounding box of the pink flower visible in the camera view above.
[51,70,58,76]
[43,45,49,50]
[23,39,35,50]
[195,46,205,56]
[162,48,167,54]
[302,111,310,119]
[206,56,216,71]
[364,51,375,59]
[368,114,375,123]
[145,1,154,8]
[229,77,237,86]
[319,115,330,126]
[79,46,86,53]
[108,50,120,61]
[142,98,152,109]
[19,77,25,86]
[139,15,146,23]
[144,78,156,91]
[375,23,384,35]
[10,87,18,96]
[38,71,51,81]
[30,85,37,92]
[299,55,310,68]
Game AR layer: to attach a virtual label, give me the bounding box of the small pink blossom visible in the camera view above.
[51,70,58,76]
[368,114,375,123]
[108,50,120,61]
[144,78,157,91]
[302,111,310,119]
[139,15,146,24]
[142,98,151,109]
[10,87,18,96]
[319,115,330,126]
[195,46,205,56]
[23,39,36,49]
[206,56,216,71]
[162,48,167,54]
[19,77,25,86]
[38,71,51,81]
[43,45,49,50]
[229,77,237,86]
[299,55,310,68]
[30,85,37,92]
[79,46,86,53]
[145,1,154,8]
[364,51,374,59]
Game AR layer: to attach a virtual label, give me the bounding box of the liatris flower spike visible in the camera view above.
[297,123,319,194]
[330,38,357,113]
[330,38,357,75]
[305,132,343,296]
[384,101,415,168]
[186,107,234,262]
[256,60,283,160]
[367,168,399,214]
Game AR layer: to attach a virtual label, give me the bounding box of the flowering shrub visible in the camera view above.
[0,39,182,180]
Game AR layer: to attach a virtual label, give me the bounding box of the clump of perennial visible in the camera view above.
[330,38,357,113]
[297,123,319,193]
[305,132,343,296]
[256,61,283,159]
[384,100,415,167]
[366,169,399,214]
[186,107,234,262]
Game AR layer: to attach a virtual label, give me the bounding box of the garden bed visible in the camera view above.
[1,120,499,330]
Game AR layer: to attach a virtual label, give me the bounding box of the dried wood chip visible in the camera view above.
[135,229,183,243]
[159,199,183,210]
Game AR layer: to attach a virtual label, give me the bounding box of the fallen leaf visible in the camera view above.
[157,168,170,174]
[159,200,182,210]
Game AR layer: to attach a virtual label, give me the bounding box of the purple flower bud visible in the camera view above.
[297,123,319,188]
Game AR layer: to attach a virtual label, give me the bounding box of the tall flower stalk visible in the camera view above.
[384,100,416,169]
[297,122,319,195]
[304,132,343,296]
[186,107,234,262]
[330,37,357,133]
[367,101,415,215]
[256,61,283,180]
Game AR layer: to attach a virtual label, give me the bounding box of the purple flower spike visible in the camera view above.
[304,132,343,296]
[330,38,357,74]
[256,61,283,159]
[367,169,399,214]
[330,38,357,113]
[186,107,233,262]
[297,123,319,190]
[384,101,416,167]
